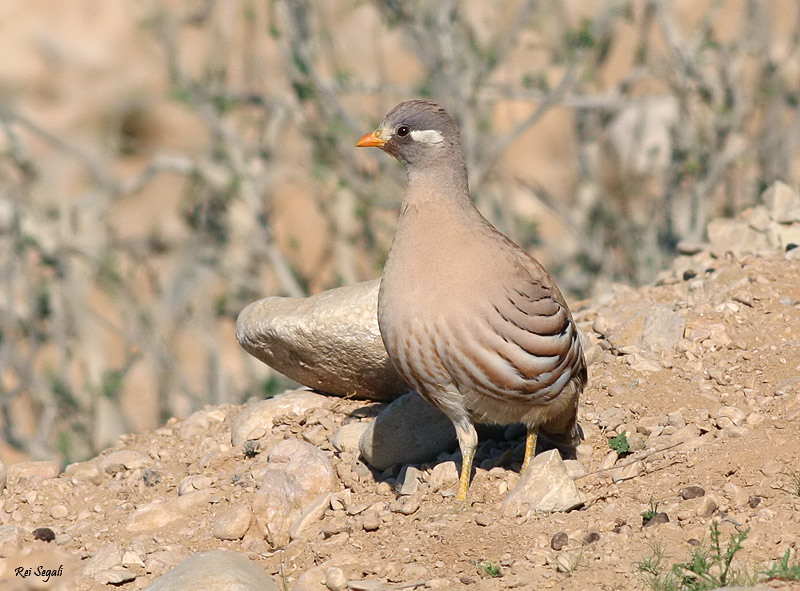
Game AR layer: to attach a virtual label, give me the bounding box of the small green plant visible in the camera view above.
[635,544,677,591]
[608,432,630,456]
[672,522,749,590]
[477,560,502,578]
[641,497,659,524]
[637,521,753,590]
[762,548,800,581]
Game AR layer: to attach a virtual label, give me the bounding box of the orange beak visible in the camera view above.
[356,130,387,148]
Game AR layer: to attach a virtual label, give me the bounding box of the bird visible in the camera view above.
[356,100,586,501]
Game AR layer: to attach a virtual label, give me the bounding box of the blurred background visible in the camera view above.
[1,0,799,465]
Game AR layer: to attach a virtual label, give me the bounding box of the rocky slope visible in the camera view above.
[1,220,800,589]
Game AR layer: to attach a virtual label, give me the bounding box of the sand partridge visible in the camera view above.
[357,100,586,500]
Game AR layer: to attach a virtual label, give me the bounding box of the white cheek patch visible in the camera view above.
[409,129,444,144]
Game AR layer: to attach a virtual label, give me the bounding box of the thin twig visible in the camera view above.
[576,442,684,480]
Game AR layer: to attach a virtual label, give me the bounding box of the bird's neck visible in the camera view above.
[403,160,470,211]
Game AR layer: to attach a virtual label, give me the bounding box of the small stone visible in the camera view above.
[83,542,123,577]
[397,498,420,516]
[671,425,701,442]
[401,563,427,579]
[253,439,336,548]
[7,461,61,482]
[332,422,370,454]
[696,496,718,518]
[50,504,69,519]
[98,450,152,473]
[666,412,686,429]
[626,433,646,452]
[290,494,332,541]
[32,527,56,542]
[178,475,213,495]
[550,532,568,551]
[597,407,626,431]
[475,514,492,527]
[599,451,618,471]
[627,354,663,372]
[502,450,584,516]
[326,567,348,591]
[64,462,103,485]
[212,506,252,540]
[639,305,686,352]
[680,486,706,500]
[643,512,670,527]
[94,569,136,585]
[231,390,332,446]
[716,406,746,428]
[637,416,662,436]
[555,554,573,573]
[760,460,782,477]
[361,511,380,532]
[122,551,145,569]
[396,466,422,495]
[592,316,611,336]
[749,496,763,508]
[126,502,182,532]
[722,483,749,507]
[428,461,459,491]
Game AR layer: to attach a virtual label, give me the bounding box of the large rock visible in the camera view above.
[359,392,457,471]
[144,550,279,591]
[252,439,337,547]
[502,450,584,516]
[236,279,410,401]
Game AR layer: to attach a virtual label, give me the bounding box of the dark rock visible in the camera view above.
[680,485,706,500]
[643,512,670,527]
[550,532,568,551]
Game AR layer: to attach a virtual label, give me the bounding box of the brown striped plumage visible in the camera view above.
[357,100,586,500]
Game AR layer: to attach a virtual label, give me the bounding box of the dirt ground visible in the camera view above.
[1,248,800,591]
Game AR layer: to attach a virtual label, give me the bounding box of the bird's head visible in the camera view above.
[356,100,462,168]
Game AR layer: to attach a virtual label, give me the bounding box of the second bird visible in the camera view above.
[357,100,587,501]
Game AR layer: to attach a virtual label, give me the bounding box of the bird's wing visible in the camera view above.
[440,263,585,405]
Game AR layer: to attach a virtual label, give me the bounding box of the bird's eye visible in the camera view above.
[396,125,410,137]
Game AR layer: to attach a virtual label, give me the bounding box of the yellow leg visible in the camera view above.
[521,427,537,472]
[454,421,478,502]
[456,445,474,501]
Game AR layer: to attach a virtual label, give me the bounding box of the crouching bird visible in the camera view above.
[357,100,586,501]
